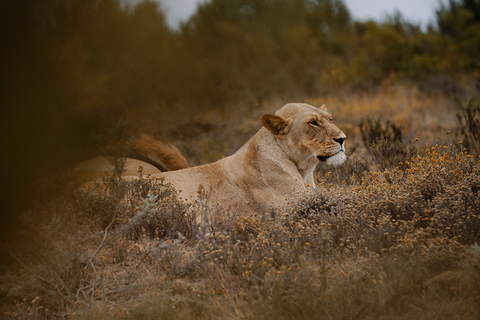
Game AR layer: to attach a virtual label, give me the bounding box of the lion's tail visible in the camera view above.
[130,134,190,171]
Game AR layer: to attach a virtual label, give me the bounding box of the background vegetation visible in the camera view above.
[1,0,480,318]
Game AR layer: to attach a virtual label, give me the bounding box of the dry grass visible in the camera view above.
[1,84,480,319]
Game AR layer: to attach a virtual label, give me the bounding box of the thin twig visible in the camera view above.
[135,251,150,269]
[85,213,117,273]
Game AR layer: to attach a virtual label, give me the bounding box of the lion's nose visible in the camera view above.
[333,137,346,146]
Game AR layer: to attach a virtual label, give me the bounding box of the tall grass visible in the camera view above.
[1,87,480,319]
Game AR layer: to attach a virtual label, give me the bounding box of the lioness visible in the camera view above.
[74,103,346,213]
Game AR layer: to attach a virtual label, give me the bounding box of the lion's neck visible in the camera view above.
[237,129,316,187]
[286,151,317,187]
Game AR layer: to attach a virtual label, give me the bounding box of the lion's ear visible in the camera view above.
[261,114,290,135]
[319,104,327,111]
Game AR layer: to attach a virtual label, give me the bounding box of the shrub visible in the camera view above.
[359,116,403,147]
[457,98,480,155]
[359,116,417,172]
[2,143,480,319]
[316,156,370,185]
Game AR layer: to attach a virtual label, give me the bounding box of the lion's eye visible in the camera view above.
[309,120,320,127]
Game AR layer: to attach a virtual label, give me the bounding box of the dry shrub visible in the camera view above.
[315,156,370,185]
[359,117,403,147]
[0,163,199,318]
[0,203,97,318]
[233,142,480,319]
[2,142,480,319]
[457,98,480,154]
[359,116,417,172]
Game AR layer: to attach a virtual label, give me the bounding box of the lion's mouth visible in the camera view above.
[317,150,343,162]
[317,151,341,162]
[317,155,329,162]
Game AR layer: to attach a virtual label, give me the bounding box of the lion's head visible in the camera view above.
[261,103,347,167]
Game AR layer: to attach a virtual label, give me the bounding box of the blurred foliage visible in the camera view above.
[2,0,480,155]
[457,98,480,154]
[436,0,480,69]
[1,0,480,236]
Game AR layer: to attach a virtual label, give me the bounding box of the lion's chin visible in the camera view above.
[326,151,346,166]
[317,151,346,166]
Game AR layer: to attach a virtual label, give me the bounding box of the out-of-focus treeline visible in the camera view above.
[0,0,479,227]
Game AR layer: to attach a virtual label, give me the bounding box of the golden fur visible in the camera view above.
[130,134,190,171]
[73,103,346,213]
[141,103,345,213]
[71,136,189,187]
[71,157,162,187]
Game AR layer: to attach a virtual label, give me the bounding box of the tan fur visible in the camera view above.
[71,135,189,188]
[127,103,347,213]
[131,134,190,171]
[74,103,346,213]
[71,157,162,188]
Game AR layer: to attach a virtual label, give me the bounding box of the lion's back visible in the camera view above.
[71,157,161,187]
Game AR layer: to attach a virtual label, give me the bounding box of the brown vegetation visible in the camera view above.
[1,0,480,319]
[1,85,480,319]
